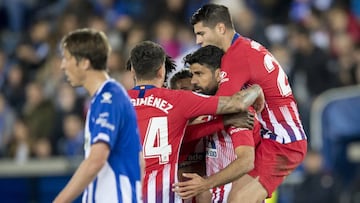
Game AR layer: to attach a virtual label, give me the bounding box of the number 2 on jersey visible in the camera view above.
[264,54,292,96]
[143,117,171,164]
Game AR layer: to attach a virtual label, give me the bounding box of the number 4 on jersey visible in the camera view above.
[143,117,172,164]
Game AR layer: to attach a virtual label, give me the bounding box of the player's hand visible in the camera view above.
[172,173,210,200]
[223,111,254,129]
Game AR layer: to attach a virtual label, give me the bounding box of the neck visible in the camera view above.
[135,78,163,88]
[223,30,237,51]
[84,70,109,97]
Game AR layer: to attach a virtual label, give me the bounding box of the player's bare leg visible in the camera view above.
[227,174,267,203]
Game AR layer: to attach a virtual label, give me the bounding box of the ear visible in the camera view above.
[216,23,226,35]
[214,68,221,83]
[80,58,91,70]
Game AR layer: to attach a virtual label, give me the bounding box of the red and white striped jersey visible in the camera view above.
[218,35,307,144]
[205,114,261,203]
[128,85,220,203]
[206,130,236,202]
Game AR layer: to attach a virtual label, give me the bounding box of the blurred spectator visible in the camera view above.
[23,82,55,144]
[14,18,51,81]
[288,24,335,137]
[92,0,143,31]
[348,174,360,203]
[234,6,271,47]
[57,114,84,158]
[87,15,123,51]
[122,24,147,58]
[5,118,31,164]
[1,64,27,114]
[62,0,94,25]
[331,32,358,86]
[289,24,335,97]
[52,82,84,155]
[35,54,64,98]
[50,12,80,50]
[302,7,330,50]
[327,5,360,49]
[32,137,52,159]
[107,50,126,73]
[153,18,181,58]
[0,49,10,89]
[293,150,338,203]
[353,42,360,84]
[0,93,15,157]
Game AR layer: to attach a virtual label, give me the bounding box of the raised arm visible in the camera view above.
[216,84,264,115]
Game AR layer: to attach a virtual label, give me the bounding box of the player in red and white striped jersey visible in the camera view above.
[174,45,260,203]
[174,4,307,203]
[127,41,265,203]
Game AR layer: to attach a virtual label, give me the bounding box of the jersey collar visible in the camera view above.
[132,85,157,90]
[231,33,240,45]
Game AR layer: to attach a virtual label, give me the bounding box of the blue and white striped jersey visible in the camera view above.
[83,79,142,203]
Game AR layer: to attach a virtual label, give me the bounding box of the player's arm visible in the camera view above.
[184,112,255,143]
[217,84,264,113]
[173,145,254,199]
[173,130,255,199]
[53,142,110,203]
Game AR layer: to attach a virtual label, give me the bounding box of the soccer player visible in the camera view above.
[169,69,194,90]
[173,45,261,202]
[127,40,264,203]
[182,4,308,202]
[54,28,143,203]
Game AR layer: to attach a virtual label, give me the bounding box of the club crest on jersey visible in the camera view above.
[220,71,229,84]
[101,92,112,104]
[206,139,217,158]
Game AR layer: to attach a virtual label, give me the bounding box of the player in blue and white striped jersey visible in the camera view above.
[54,28,143,203]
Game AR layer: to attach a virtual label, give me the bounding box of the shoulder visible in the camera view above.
[97,80,128,104]
[230,37,268,56]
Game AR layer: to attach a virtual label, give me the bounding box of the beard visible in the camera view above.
[193,84,217,96]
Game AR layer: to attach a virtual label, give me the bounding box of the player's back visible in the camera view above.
[128,85,219,203]
[221,37,306,144]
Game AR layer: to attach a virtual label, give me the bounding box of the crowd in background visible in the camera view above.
[0,0,359,202]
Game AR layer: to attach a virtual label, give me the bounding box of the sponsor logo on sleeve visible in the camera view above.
[95,112,115,131]
[101,92,112,104]
[219,71,229,84]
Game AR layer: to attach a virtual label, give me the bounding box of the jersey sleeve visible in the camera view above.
[178,91,219,120]
[216,42,252,96]
[227,105,258,148]
[90,91,122,150]
[227,126,255,148]
[184,117,224,143]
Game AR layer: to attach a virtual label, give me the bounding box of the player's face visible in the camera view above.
[190,63,219,95]
[174,78,193,90]
[193,22,223,48]
[60,49,85,87]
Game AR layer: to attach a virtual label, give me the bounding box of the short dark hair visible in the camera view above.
[61,28,110,70]
[184,45,224,72]
[130,41,166,80]
[169,69,192,89]
[191,4,233,29]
